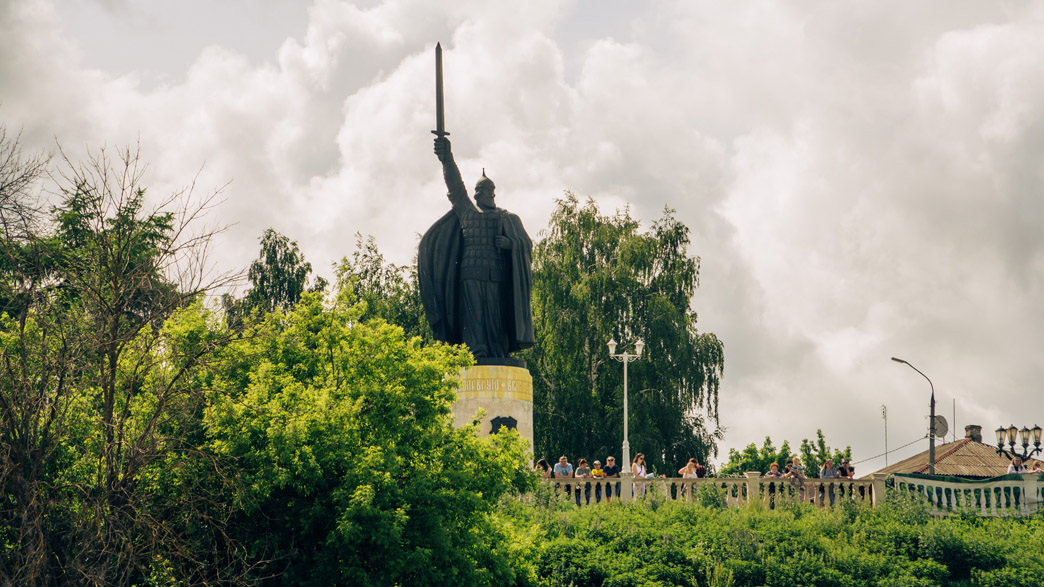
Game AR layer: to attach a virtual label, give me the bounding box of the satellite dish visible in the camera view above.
[933,416,948,439]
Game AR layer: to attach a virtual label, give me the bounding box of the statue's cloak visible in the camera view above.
[418,209,534,352]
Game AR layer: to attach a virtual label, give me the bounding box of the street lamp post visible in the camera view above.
[608,338,644,474]
[891,357,936,475]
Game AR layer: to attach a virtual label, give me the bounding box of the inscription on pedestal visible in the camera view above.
[457,376,532,401]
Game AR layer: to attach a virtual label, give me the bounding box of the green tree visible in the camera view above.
[334,233,430,341]
[799,429,852,476]
[717,437,795,477]
[232,228,325,315]
[718,430,851,478]
[0,143,242,585]
[208,286,533,586]
[524,194,724,473]
[0,124,61,585]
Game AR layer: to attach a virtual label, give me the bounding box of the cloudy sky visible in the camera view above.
[4,0,1044,472]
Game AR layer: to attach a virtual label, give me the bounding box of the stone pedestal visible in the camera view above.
[452,365,533,454]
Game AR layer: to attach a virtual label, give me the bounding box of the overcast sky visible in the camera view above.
[4,0,1044,472]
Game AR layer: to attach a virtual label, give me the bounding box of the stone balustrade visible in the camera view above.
[543,472,1044,516]
[892,473,1043,517]
[543,472,887,508]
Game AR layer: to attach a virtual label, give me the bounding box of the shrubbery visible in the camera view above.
[498,491,1044,586]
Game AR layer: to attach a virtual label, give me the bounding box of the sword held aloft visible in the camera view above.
[431,42,449,137]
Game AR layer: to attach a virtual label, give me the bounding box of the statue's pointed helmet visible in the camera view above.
[475,168,495,192]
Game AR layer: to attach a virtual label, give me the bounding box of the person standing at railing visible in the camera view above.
[836,459,856,500]
[1032,462,1043,475]
[535,459,552,479]
[677,458,700,498]
[1008,457,1027,474]
[574,458,593,506]
[591,460,605,503]
[784,456,807,503]
[632,453,651,497]
[603,456,621,502]
[783,456,805,479]
[837,459,855,479]
[764,462,783,479]
[820,459,840,506]
[553,456,574,501]
[764,462,784,508]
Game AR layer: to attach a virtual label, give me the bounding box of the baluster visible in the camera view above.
[1021,473,1034,515]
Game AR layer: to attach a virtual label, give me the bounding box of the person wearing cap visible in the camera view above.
[574,458,593,506]
[602,456,621,502]
[591,460,605,503]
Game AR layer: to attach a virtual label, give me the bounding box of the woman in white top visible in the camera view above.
[678,458,700,499]
[678,458,700,478]
[632,453,648,497]
[1007,456,1027,474]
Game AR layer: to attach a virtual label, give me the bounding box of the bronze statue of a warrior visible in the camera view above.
[418,44,534,363]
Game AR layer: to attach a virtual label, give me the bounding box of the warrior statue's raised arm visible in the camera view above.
[433,137,469,212]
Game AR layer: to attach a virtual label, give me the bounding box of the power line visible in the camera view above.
[853,435,927,465]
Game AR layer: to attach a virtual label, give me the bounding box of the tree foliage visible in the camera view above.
[799,429,853,476]
[0,132,535,585]
[209,287,533,586]
[247,227,321,311]
[717,437,796,477]
[524,194,724,473]
[334,233,430,342]
[718,430,852,477]
[225,228,326,324]
[0,139,241,585]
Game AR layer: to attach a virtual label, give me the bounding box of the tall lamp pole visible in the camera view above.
[891,357,936,475]
[608,338,644,471]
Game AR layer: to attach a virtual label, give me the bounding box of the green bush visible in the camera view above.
[207,291,535,586]
[503,493,1044,587]
[697,482,728,509]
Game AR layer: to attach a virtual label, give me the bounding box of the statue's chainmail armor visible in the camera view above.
[460,210,504,282]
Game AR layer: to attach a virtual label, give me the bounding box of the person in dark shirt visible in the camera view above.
[764,462,783,508]
[602,456,621,502]
[574,458,592,506]
[837,459,855,479]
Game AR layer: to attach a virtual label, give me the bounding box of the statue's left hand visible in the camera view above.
[495,236,512,249]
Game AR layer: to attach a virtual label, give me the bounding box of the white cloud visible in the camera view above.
[4,0,1044,471]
